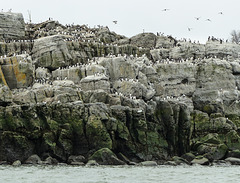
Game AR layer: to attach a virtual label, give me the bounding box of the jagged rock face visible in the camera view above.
[32,35,72,70]
[193,59,238,115]
[2,15,240,164]
[0,97,191,162]
[0,12,25,39]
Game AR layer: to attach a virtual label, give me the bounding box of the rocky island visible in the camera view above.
[1,12,240,166]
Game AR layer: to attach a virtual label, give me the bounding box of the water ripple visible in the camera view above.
[0,165,240,183]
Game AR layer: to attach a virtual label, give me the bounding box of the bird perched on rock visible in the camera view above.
[113,20,117,24]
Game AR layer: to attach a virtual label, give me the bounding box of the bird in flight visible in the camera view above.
[218,12,223,15]
[195,17,201,20]
[188,27,193,31]
[206,19,211,22]
[113,20,117,24]
[162,9,170,11]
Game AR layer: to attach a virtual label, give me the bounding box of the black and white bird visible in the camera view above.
[113,20,117,24]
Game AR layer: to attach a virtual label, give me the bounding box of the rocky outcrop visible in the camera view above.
[32,35,72,70]
[1,12,240,166]
[0,12,25,39]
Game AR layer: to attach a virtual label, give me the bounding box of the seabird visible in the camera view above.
[206,19,211,22]
[218,12,223,15]
[162,9,170,11]
[195,17,200,20]
[188,27,193,31]
[113,20,117,24]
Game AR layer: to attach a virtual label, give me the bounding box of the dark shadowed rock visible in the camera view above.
[67,155,86,164]
[25,154,42,164]
[89,148,126,165]
[181,152,196,163]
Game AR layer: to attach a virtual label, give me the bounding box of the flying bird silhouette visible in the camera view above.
[113,20,117,24]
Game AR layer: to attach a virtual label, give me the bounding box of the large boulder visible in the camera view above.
[80,75,110,92]
[100,57,137,81]
[0,55,34,89]
[89,148,126,165]
[0,12,25,39]
[130,33,156,48]
[32,35,72,70]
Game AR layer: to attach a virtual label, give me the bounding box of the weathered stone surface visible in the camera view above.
[130,33,156,48]
[89,148,126,165]
[100,57,137,81]
[80,75,110,92]
[140,161,158,166]
[205,41,240,59]
[0,85,12,104]
[181,152,195,163]
[67,155,86,164]
[0,12,25,39]
[32,35,72,69]
[86,160,99,166]
[25,154,42,164]
[0,55,34,89]
[12,160,21,166]
[35,67,51,80]
[225,157,240,165]
[191,156,209,165]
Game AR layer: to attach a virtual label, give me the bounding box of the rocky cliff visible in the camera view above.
[0,12,240,166]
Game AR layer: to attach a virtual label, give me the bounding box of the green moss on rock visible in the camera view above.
[86,116,112,150]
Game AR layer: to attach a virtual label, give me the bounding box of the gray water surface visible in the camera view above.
[0,165,239,183]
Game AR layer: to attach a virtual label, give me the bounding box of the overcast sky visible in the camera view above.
[1,0,240,42]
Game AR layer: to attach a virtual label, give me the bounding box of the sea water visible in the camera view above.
[0,165,239,183]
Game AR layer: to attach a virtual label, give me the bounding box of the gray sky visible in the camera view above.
[2,0,240,42]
